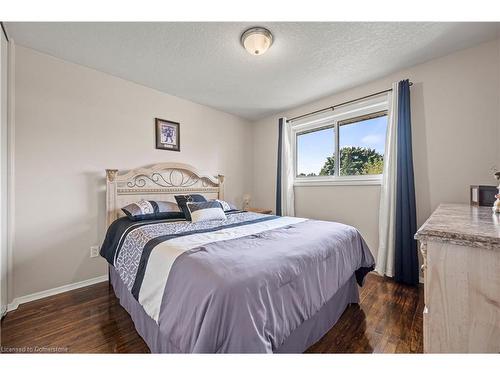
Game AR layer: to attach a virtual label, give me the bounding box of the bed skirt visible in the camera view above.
[109,265,359,353]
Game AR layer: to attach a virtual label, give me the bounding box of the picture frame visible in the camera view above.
[155,118,180,152]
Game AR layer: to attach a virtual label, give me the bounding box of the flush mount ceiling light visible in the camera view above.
[240,27,273,56]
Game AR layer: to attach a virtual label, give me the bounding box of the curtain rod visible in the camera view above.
[287,81,413,123]
[0,22,9,42]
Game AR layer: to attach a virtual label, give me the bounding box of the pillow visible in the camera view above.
[121,200,184,221]
[187,201,227,223]
[212,199,237,212]
[174,194,207,221]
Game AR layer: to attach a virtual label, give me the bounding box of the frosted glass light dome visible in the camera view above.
[241,27,273,56]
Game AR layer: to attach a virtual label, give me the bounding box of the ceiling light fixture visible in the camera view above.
[240,27,273,56]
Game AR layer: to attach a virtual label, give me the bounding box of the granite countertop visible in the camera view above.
[415,203,500,249]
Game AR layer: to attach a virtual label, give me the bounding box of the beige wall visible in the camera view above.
[252,39,500,256]
[11,46,253,300]
[10,38,500,301]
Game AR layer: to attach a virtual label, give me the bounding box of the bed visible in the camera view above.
[101,163,375,353]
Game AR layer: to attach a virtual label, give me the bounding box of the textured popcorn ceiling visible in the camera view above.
[5,22,500,120]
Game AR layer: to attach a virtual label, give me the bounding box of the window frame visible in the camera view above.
[292,95,389,187]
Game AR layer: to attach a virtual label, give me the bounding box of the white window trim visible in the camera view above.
[291,94,389,187]
[294,174,383,187]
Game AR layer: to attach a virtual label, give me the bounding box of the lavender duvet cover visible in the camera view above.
[101,211,375,353]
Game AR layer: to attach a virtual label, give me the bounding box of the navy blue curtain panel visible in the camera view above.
[394,79,419,285]
[276,118,284,216]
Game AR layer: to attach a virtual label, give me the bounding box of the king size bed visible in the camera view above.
[100,163,375,353]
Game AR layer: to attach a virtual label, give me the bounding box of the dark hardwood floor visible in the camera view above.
[1,273,423,353]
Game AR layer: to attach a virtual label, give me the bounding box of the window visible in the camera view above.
[338,112,388,176]
[293,97,388,185]
[296,126,335,177]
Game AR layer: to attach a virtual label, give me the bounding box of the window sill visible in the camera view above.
[293,175,382,187]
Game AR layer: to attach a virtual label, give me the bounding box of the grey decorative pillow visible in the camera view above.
[212,199,237,212]
[122,200,183,221]
[187,201,227,223]
[174,194,207,221]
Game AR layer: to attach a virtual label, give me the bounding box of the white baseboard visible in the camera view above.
[6,274,108,313]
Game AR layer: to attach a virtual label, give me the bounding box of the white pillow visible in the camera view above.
[187,201,227,223]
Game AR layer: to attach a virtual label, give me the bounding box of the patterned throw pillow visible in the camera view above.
[174,194,207,221]
[121,200,183,221]
[187,201,227,223]
[212,199,237,212]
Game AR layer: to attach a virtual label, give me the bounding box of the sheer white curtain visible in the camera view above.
[280,118,295,216]
[376,82,398,277]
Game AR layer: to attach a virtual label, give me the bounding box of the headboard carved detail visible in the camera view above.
[126,170,207,189]
[105,163,225,228]
[106,169,118,182]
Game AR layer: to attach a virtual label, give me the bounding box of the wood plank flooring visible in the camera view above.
[1,273,423,353]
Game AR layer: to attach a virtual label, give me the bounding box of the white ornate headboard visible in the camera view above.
[105,163,224,228]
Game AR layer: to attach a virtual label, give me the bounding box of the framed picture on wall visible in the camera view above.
[155,118,180,151]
